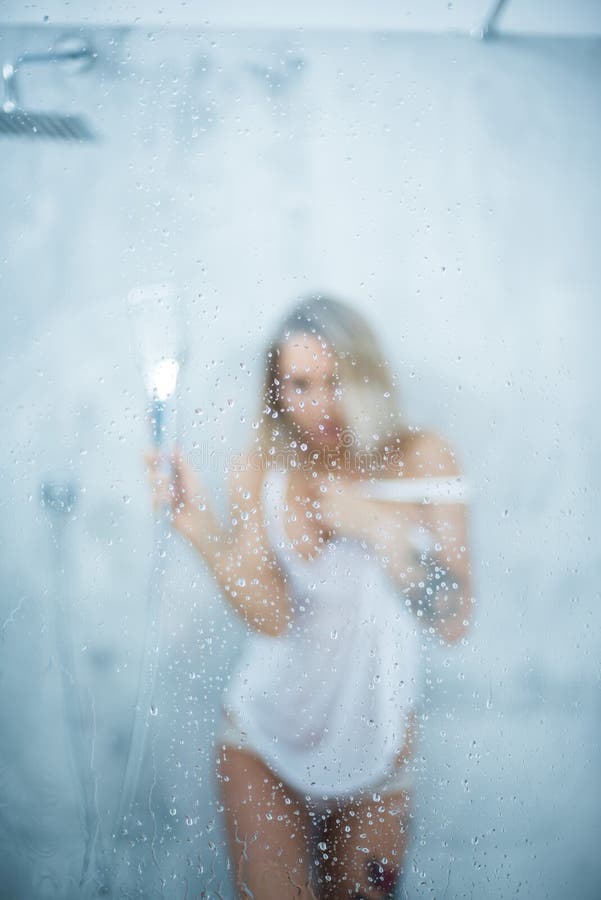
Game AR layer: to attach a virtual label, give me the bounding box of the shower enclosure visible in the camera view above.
[0,7,600,899]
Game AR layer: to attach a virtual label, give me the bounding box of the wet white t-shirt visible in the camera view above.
[221,468,453,799]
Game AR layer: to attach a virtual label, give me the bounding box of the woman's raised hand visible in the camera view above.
[143,445,207,544]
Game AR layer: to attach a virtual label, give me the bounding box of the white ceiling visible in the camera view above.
[1,0,601,36]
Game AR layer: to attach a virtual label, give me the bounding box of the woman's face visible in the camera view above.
[277,331,345,449]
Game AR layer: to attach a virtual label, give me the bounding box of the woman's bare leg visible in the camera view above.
[313,710,419,899]
[315,788,414,899]
[216,743,320,899]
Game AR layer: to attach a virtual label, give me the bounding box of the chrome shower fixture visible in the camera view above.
[474,0,512,40]
[39,475,104,891]
[0,34,98,140]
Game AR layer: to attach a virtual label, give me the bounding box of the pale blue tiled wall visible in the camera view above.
[0,23,599,899]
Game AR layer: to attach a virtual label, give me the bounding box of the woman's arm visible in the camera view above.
[392,431,474,643]
[214,458,295,637]
[315,431,474,644]
[145,447,293,637]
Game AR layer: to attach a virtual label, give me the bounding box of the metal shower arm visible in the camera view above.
[476,0,511,40]
[2,42,96,112]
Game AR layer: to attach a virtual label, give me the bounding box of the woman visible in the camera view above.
[145,294,474,899]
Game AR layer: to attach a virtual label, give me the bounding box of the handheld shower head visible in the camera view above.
[0,35,98,141]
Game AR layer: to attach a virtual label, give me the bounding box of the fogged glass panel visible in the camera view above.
[0,14,599,900]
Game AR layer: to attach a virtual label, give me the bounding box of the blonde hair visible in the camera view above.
[254,293,412,465]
